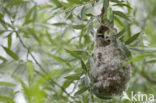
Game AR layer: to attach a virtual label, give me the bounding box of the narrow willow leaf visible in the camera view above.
[47,53,71,67]
[40,5,53,10]
[74,87,88,96]
[0,55,6,61]
[67,0,82,4]
[2,46,19,60]
[12,74,30,100]
[50,0,62,7]
[125,32,141,45]
[0,96,15,103]
[117,28,125,37]
[7,33,12,49]
[123,54,154,65]
[145,60,156,64]
[0,30,6,35]
[81,60,87,73]
[113,3,132,9]
[0,81,16,87]
[6,1,27,7]
[114,16,124,26]
[64,74,80,80]
[114,11,129,20]
[24,5,37,25]
[65,49,81,59]
[0,13,4,18]
[103,0,109,13]
[110,0,124,3]
[37,69,62,85]
[52,22,67,26]
[72,25,85,30]
[61,2,72,7]
[81,6,86,20]
[62,80,73,89]
[27,60,34,84]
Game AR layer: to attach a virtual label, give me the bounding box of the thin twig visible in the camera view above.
[13,29,75,99]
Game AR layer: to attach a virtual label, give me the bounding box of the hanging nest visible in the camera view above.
[89,23,131,99]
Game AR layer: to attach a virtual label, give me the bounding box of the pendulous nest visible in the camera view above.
[89,24,131,99]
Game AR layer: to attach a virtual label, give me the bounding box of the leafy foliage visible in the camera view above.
[0,0,156,103]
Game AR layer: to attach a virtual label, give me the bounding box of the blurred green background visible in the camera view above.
[0,0,156,103]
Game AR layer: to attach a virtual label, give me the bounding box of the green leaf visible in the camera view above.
[145,59,156,64]
[7,1,27,7]
[65,49,81,59]
[7,33,12,49]
[74,86,88,96]
[72,25,85,30]
[64,74,80,80]
[117,28,125,37]
[50,0,62,7]
[113,3,132,9]
[110,0,124,3]
[61,2,72,7]
[0,96,15,103]
[114,11,129,20]
[125,32,141,45]
[52,22,67,26]
[81,6,86,20]
[37,69,63,85]
[27,60,34,84]
[2,46,19,60]
[62,80,73,89]
[0,13,4,18]
[24,5,37,25]
[103,0,109,13]
[123,54,154,65]
[47,53,71,67]
[0,81,16,87]
[81,60,87,73]
[0,30,6,35]
[67,0,82,4]
[40,5,53,10]
[0,55,7,61]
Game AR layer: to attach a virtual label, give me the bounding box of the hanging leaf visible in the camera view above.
[2,46,19,60]
[81,60,87,73]
[0,96,15,103]
[117,28,125,37]
[65,49,81,59]
[72,25,85,30]
[64,74,80,80]
[0,55,7,61]
[50,0,62,7]
[114,11,129,20]
[61,2,72,7]
[0,81,16,87]
[74,86,88,96]
[113,3,132,9]
[67,0,82,4]
[6,1,27,7]
[7,33,12,49]
[123,54,154,65]
[81,6,86,20]
[62,80,73,89]
[52,22,67,26]
[23,5,37,25]
[103,0,109,13]
[125,32,141,45]
[47,52,71,67]
[27,60,34,85]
